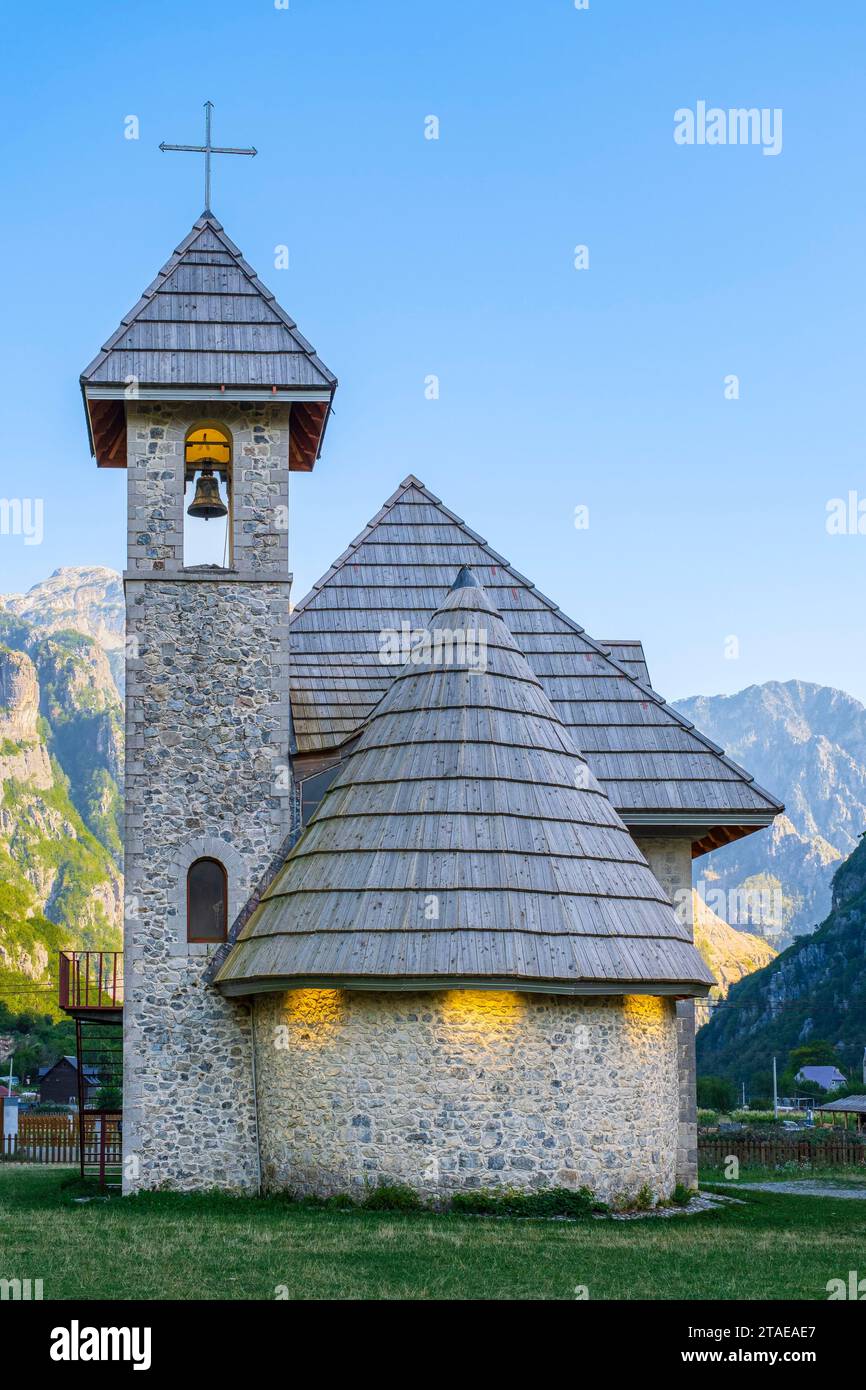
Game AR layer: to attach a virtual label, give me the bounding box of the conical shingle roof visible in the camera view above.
[215,571,714,997]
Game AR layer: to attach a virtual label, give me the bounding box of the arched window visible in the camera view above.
[187,858,228,943]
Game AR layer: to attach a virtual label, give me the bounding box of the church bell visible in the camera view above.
[187,463,228,521]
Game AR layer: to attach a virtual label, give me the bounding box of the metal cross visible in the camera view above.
[159,101,257,213]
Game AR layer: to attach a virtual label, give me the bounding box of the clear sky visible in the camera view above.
[1,1,864,704]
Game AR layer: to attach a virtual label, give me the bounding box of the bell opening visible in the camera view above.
[184,464,232,567]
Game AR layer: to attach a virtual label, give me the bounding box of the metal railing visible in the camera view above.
[58,951,124,1011]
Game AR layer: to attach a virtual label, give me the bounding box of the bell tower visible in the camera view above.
[81,208,336,1191]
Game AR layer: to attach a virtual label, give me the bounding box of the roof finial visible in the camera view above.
[451,566,480,590]
[159,101,257,214]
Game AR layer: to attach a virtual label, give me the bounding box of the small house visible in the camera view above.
[38,1057,100,1107]
[794,1065,847,1092]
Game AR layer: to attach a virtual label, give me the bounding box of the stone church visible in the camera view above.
[80,210,782,1201]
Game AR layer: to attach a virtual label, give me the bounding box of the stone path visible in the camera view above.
[712,1180,866,1200]
[600,1192,742,1221]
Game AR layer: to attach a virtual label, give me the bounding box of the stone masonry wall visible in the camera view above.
[125,402,289,575]
[122,403,293,1193]
[634,836,699,1189]
[254,990,680,1203]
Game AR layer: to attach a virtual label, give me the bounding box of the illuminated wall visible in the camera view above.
[253,989,680,1202]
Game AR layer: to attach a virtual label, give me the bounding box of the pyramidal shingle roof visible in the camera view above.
[80,212,336,471]
[215,570,715,997]
[290,477,783,850]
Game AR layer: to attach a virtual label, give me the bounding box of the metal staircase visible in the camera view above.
[58,951,123,1186]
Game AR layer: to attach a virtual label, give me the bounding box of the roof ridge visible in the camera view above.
[289,477,784,819]
[81,213,337,388]
[291,476,431,615]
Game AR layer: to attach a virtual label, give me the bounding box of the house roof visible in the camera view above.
[39,1056,100,1081]
[215,569,715,998]
[796,1065,847,1088]
[80,212,336,472]
[815,1095,866,1114]
[289,477,783,852]
[597,641,653,690]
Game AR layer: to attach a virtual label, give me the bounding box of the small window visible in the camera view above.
[187,858,228,943]
[300,765,342,826]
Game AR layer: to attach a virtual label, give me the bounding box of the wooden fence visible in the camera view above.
[700,1139,866,1168]
[2,1115,122,1169]
[19,1115,79,1144]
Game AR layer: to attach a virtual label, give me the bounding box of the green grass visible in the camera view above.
[701,1164,866,1183]
[1,1167,864,1300]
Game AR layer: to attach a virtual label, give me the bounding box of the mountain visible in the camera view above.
[674,682,866,945]
[0,567,125,695]
[696,837,866,1086]
[0,605,123,1018]
[692,892,777,1026]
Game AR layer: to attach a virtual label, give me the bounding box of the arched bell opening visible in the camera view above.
[183,423,233,567]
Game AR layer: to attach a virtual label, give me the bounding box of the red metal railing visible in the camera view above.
[58,951,124,1011]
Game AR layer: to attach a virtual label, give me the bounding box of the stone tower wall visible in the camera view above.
[122,402,292,1192]
[253,990,680,1204]
[633,835,699,1189]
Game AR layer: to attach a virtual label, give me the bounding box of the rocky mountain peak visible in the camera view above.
[0,647,40,742]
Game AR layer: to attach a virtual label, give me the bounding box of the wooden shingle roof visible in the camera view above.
[215,570,715,997]
[290,477,783,850]
[81,212,336,471]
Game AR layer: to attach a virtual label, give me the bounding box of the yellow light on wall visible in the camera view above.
[439,989,525,1026]
[276,989,344,1045]
[622,994,670,1035]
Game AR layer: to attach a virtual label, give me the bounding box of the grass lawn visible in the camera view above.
[1,1166,863,1300]
[703,1165,866,1186]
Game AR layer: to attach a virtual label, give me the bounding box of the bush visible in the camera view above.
[633,1183,655,1211]
[450,1185,604,1219]
[697,1108,718,1126]
[361,1183,424,1212]
[671,1183,693,1207]
[322,1193,358,1211]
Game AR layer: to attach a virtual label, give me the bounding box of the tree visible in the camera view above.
[788,1042,841,1071]
[92,1084,122,1111]
[750,1068,774,1099]
[697,1075,736,1111]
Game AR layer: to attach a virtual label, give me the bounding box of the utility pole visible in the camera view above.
[742,1081,746,1108]
[773,1056,778,1116]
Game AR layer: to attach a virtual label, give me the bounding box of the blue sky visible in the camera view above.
[1,1,864,703]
